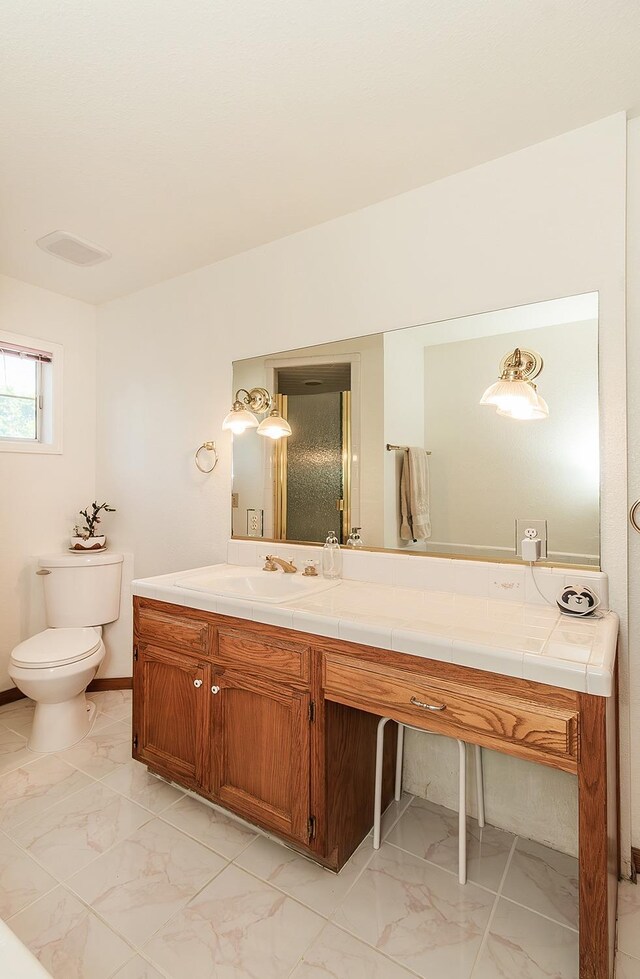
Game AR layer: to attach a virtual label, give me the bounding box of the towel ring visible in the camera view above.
[195,441,218,474]
[631,499,640,534]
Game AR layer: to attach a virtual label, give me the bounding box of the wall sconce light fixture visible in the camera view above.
[222,387,292,439]
[479,348,549,420]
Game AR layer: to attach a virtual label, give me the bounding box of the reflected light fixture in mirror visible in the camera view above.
[222,386,291,439]
[480,347,549,420]
[256,407,292,440]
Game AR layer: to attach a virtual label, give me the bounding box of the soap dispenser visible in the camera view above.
[322,530,342,579]
[346,527,364,548]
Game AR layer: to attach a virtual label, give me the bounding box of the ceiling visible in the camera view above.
[1,1,640,305]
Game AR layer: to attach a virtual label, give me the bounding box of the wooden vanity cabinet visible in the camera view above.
[133,597,395,868]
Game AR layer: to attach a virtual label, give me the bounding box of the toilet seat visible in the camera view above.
[11,628,102,669]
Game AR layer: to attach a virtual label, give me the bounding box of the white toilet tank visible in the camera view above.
[38,552,124,628]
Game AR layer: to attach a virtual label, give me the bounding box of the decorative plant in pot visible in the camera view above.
[70,501,116,550]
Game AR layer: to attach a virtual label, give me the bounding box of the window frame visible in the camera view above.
[0,331,63,454]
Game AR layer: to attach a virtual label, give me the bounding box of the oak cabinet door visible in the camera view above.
[133,643,210,789]
[211,669,311,845]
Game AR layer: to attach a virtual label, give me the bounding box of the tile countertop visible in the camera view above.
[131,564,619,698]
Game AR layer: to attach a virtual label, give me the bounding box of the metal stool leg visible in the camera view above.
[373,717,391,849]
[475,744,485,828]
[394,723,404,801]
[457,739,467,885]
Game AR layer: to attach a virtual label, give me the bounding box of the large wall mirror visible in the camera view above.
[230,293,599,567]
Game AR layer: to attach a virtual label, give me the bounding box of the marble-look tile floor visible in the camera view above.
[0,692,630,977]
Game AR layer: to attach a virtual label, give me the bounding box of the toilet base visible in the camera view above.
[28,693,97,753]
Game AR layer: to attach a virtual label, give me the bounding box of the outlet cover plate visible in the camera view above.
[515,518,548,559]
[247,508,264,538]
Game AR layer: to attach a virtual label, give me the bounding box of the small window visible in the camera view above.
[0,332,63,454]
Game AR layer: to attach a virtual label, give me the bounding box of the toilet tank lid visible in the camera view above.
[38,552,124,568]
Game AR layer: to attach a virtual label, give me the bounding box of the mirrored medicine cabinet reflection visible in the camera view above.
[229,292,599,568]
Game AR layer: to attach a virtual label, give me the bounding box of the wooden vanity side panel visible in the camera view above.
[323,700,397,868]
[577,692,617,979]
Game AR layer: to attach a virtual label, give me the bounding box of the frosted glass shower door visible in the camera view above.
[285,391,346,543]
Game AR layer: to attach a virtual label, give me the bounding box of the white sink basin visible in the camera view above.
[176,567,340,604]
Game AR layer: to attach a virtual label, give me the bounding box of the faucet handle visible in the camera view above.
[262,555,278,572]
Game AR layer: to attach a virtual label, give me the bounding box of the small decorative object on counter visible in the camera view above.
[302,560,319,577]
[322,530,342,579]
[346,527,364,547]
[70,501,116,551]
[556,583,600,617]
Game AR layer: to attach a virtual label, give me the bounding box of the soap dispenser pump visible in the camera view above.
[322,530,342,579]
[346,527,364,548]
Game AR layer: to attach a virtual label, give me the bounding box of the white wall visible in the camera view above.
[0,275,97,688]
[626,116,640,855]
[96,114,628,861]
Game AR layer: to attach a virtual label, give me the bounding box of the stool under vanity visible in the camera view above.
[132,595,618,979]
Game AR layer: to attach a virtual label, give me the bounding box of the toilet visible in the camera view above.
[9,551,124,753]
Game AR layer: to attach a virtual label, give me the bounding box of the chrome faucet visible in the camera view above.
[263,555,297,573]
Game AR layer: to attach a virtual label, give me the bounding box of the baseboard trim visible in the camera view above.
[0,687,24,707]
[0,677,132,705]
[87,677,133,692]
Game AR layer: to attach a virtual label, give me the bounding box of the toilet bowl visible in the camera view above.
[9,628,106,752]
[8,550,123,753]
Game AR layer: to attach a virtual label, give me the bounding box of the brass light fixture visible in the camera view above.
[222,387,291,439]
[480,348,549,420]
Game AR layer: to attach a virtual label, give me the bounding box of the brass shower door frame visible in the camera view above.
[273,390,351,543]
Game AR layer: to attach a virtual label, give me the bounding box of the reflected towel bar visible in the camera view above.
[386,443,431,454]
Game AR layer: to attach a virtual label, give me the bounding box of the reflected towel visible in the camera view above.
[399,447,431,542]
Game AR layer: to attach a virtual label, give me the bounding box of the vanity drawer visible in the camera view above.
[323,653,579,764]
[216,628,310,684]
[136,601,210,653]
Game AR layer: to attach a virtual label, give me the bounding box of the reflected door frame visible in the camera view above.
[265,353,361,543]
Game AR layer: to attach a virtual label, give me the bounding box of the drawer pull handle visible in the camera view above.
[410,696,446,712]
[211,685,220,694]
[193,679,203,688]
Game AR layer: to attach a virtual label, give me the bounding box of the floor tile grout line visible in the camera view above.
[381,837,505,897]
[329,916,426,978]
[124,853,234,962]
[2,766,149,843]
[0,762,102,834]
[497,893,579,934]
[157,808,257,862]
[284,917,334,979]
[469,833,518,978]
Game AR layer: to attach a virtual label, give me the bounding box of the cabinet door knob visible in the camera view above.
[211,685,220,694]
[193,679,203,688]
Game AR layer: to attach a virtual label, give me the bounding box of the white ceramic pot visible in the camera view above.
[69,536,106,551]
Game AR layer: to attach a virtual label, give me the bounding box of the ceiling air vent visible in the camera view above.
[36,231,111,267]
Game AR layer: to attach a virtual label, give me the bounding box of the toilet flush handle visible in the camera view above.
[35,569,51,575]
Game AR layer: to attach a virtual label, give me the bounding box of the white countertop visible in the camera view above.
[132,564,619,697]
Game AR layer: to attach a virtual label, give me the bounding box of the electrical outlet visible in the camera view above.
[247,508,263,538]
[231,493,239,509]
[515,518,548,559]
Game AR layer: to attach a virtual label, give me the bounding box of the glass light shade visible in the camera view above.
[479,379,540,413]
[222,406,259,434]
[497,393,549,420]
[256,409,292,440]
